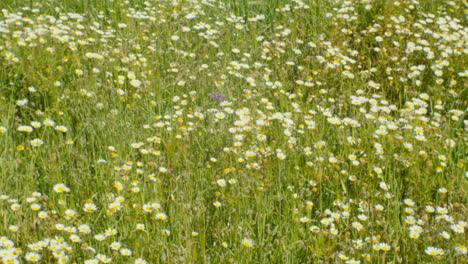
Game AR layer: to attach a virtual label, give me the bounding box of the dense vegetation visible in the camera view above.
[0,0,466,263]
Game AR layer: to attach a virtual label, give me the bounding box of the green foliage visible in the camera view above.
[0,0,467,263]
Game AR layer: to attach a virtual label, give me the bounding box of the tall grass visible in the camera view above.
[0,0,466,263]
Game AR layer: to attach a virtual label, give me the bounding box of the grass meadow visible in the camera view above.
[0,0,467,263]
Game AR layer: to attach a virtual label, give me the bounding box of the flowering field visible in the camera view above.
[0,0,467,263]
